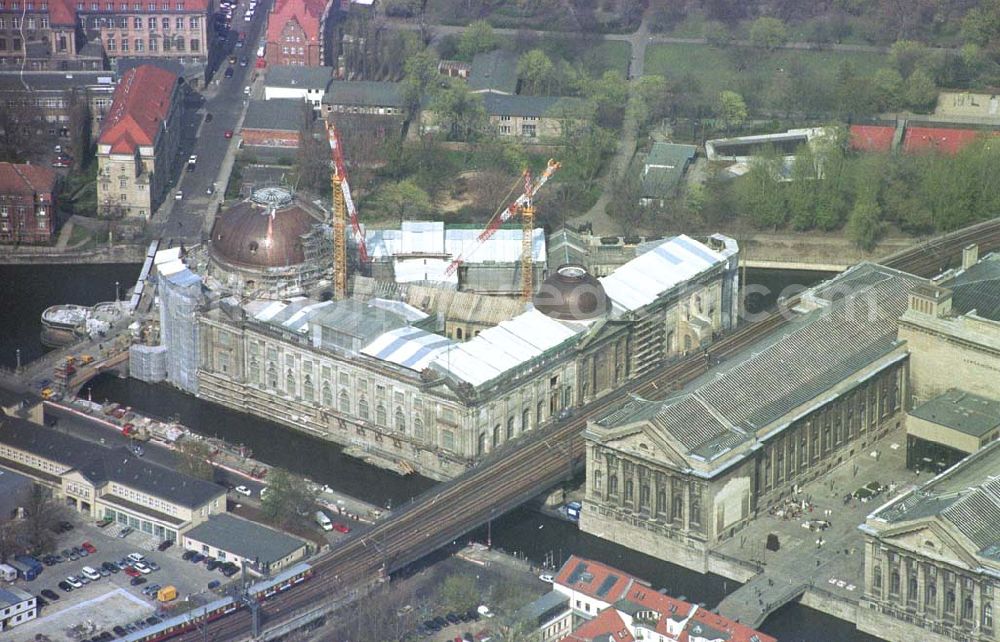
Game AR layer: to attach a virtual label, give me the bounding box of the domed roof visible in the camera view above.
[533,264,610,321]
[210,188,321,269]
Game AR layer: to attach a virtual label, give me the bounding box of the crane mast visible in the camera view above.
[520,170,534,302]
[326,121,369,300]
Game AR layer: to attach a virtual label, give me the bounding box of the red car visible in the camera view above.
[332,522,350,534]
[224,130,234,139]
[81,541,97,554]
[255,57,266,69]
[124,566,141,577]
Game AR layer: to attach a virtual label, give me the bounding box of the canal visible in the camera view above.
[0,263,885,640]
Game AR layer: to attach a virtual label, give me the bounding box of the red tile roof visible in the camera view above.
[47,0,78,26]
[566,608,634,642]
[0,162,57,198]
[554,555,645,604]
[266,0,326,45]
[680,606,777,642]
[901,126,999,154]
[849,125,894,153]
[98,65,178,154]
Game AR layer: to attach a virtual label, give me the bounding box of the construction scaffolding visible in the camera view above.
[158,265,203,394]
[128,344,167,383]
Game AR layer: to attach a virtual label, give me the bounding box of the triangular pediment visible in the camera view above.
[878,520,981,570]
[597,421,692,469]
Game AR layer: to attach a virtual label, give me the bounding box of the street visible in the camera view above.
[152,0,272,243]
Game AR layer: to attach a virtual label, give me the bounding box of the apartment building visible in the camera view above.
[0,162,57,244]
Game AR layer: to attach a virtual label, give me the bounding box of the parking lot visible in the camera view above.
[8,513,241,641]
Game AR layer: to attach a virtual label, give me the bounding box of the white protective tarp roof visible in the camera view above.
[361,326,453,372]
[154,247,183,265]
[432,308,584,387]
[599,234,725,313]
[393,257,458,286]
[366,222,546,265]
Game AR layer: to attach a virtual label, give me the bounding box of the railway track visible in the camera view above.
[178,217,1000,641]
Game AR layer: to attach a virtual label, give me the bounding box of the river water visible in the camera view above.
[0,263,884,640]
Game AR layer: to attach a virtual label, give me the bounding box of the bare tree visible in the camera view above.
[469,170,517,218]
[175,439,215,481]
[20,486,66,554]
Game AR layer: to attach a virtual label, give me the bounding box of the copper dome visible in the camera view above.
[210,188,321,269]
[533,264,610,321]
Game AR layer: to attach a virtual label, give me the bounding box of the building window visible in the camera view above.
[338,390,350,413]
[593,469,602,491]
[442,429,455,451]
[413,417,423,439]
[322,383,332,406]
[521,124,536,137]
[925,580,936,607]
[608,474,617,496]
[984,602,993,630]
[375,403,386,426]
[946,590,956,615]
[394,408,405,432]
[506,416,514,440]
[963,597,975,621]
[873,567,882,591]
[492,424,500,448]
[190,38,198,52]
[890,570,900,595]
[303,375,314,403]
[135,38,143,51]
[358,397,369,420]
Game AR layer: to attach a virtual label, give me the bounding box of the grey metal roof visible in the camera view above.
[515,590,569,625]
[0,417,224,509]
[910,389,1000,437]
[875,441,1000,560]
[943,252,1000,321]
[323,80,404,108]
[481,92,587,118]
[598,264,923,462]
[243,99,306,132]
[468,49,518,94]
[0,71,116,91]
[640,143,696,199]
[184,514,307,565]
[265,65,332,90]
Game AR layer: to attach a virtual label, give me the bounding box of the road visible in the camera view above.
[151,0,271,243]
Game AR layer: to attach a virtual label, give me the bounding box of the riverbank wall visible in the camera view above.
[0,244,147,264]
[739,232,916,271]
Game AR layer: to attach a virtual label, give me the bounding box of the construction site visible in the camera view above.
[127,123,740,479]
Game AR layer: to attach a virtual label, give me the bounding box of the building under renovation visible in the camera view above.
[365,221,547,296]
[192,233,740,479]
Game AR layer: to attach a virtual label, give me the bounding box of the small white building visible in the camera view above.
[0,587,36,630]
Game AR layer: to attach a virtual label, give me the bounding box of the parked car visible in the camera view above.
[174,190,183,201]
[147,561,160,572]
[133,562,152,574]
[224,66,234,78]
[116,559,130,570]
[157,540,174,552]
[446,613,461,624]
[182,550,196,561]
[127,553,145,563]
[81,541,97,554]
[206,560,221,571]
[102,562,118,574]
[36,596,48,608]
[76,546,88,557]
[190,553,205,563]
[332,522,350,534]
[41,589,60,601]
[130,577,147,587]
[220,563,239,577]
[65,576,83,589]
[113,626,127,637]
[58,581,73,592]
[124,567,141,578]
[234,485,252,496]
[208,580,221,590]
[224,129,234,139]
[118,526,134,538]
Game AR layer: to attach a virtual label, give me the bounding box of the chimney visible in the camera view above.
[962,244,979,271]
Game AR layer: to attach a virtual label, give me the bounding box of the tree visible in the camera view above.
[749,17,789,49]
[738,150,786,229]
[458,20,498,59]
[517,49,555,95]
[260,468,317,529]
[430,79,488,141]
[402,48,439,117]
[904,68,938,111]
[889,40,928,78]
[635,75,671,128]
[295,106,331,196]
[607,163,646,233]
[704,20,733,47]
[66,89,92,170]
[717,90,748,131]
[583,70,629,129]
[439,574,478,613]
[175,439,214,481]
[870,68,904,112]
[20,486,66,555]
[960,7,996,47]
[847,188,883,250]
[371,179,433,223]
[787,145,818,230]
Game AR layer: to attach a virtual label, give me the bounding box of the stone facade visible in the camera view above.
[96,64,182,219]
[0,162,57,244]
[79,6,210,60]
[858,442,1000,642]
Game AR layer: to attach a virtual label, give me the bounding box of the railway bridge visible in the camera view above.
[163,217,1000,641]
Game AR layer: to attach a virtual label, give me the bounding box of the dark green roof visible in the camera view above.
[243,99,306,132]
[184,514,307,565]
[469,50,519,94]
[265,65,332,90]
[323,80,405,108]
[640,143,696,199]
[910,389,1000,437]
[481,93,587,118]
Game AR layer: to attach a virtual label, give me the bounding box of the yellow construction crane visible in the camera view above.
[445,159,561,302]
[326,121,369,300]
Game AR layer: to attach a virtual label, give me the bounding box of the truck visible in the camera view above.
[8,559,39,581]
[157,585,177,602]
[0,563,17,582]
[564,501,582,521]
[315,510,332,531]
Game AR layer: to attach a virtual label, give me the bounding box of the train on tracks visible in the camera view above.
[120,563,313,642]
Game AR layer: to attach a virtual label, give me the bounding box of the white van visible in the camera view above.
[0,563,16,582]
[81,566,101,581]
[256,44,265,58]
[315,510,332,531]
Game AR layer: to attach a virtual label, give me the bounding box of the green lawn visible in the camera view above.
[644,42,889,108]
[580,41,631,78]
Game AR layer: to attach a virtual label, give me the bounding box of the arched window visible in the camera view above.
[506,416,515,440]
[477,432,486,456]
[376,403,386,426]
[413,417,424,439]
[608,474,618,496]
[946,590,956,614]
[624,480,633,502]
[394,408,405,432]
[672,494,683,520]
[593,469,602,491]
[456,327,463,340]
[873,567,882,590]
[983,602,993,629]
[286,370,295,396]
[322,382,332,406]
[656,489,666,515]
[303,375,314,403]
[963,597,975,621]
[338,390,350,413]
[522,408,530,432]
[536,401,544,424]
[267,364,278,389]
[890,571,900,595]
[492,424,501,448]
[908,575,917,601]
[358,397,369,420]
